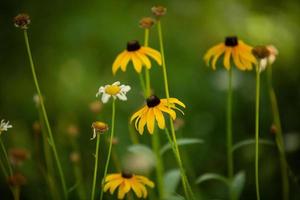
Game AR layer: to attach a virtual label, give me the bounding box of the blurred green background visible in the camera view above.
[1,0,300,199]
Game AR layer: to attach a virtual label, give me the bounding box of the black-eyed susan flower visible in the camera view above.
[96,81,131,103]
[204,36,257,70]
[103,172,154,199]
[112,40,162,74]
[130,95,185,134]
[0,119,12,135]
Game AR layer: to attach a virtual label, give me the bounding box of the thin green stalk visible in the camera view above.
[0,138,13,175]
[255,64,261,200]
[100,100,116,200]
[91,134,101,200]
[0,157,9,177]
[267,65,289,200]
[139,73,147,98]
[144,28,151,96]
[23,30,67,199]
[157,20,195,200]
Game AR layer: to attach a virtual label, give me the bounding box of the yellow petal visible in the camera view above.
[135,51,151,69]
[105,174,121,182]
[138,113,147,134]
[136,176,155,188]
[121,53,131,72]
[135,182,148,198]
[223,48,232,70]
[211,46,225,70]
[131,53,142,73]
[159,105,176,120]
[166,98,186,108]
[130,179,142,198]
[204,43,225,67]
[232,47,245,70]
[146,108,155,134]
[117,180,131,199]
[107,179,123,194]
[130,106,147,123]
[153,108,165,129]
[112,51,126,74]
[142,47,162,65]
[239,42,257,64]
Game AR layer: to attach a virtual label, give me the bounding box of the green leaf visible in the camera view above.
[232,139,275,152]
[230,171,246,199]
[195,173,230,186]
[160,138,204,155]
[163,194,185,200]
[127,144,154,156]
[163,169,181,196]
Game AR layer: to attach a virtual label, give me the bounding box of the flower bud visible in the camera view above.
[151,5,167,18]
[139,17,155,29]
[91,121,109,140]
[14,13,31,29]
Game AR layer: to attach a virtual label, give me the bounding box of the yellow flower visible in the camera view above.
[204,36,257,70]
[130,95,185,134]
[104,172,154,199]
[112,40,162,74]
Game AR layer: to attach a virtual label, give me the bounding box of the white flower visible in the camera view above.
[0,119,13,134]
[96,81,131,103]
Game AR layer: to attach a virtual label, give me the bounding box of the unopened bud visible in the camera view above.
[151,5,167,18]
[14,13,31,29]
[139,17,155,29]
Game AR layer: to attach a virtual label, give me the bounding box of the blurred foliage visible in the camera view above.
[1,0,300,199]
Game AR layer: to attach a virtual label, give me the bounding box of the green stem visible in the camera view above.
[157,20,195,200]
[227,69,234,200]
[144,28,151,96]
[139,73,147,98]
[267,65,289,200]
[23,30,67,199]
[0,156,9,177]
[0,138,13,175]
[91,134,101,200]
[100,100,116,200]
[255,65,261,200]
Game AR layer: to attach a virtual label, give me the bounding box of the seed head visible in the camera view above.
[91,121,109,140]
[14,13,31,29]
[252,46,271,59]
[139,17,155,29]
[151,5,167,18]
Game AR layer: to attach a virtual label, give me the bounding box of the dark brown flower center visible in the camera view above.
[225,36,238,47]
[127,40,141,52]
[252,46,270,59]
[121,171,133,179]
[146,95,161,108]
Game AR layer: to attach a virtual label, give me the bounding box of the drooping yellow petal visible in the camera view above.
[146,108,155,134]
[130,107,147,123]
[135,51,151,69]
[112,51,126,74]
[130,179,142,198]
[105,174,121,182]
[153,108,165,129]
[232,47,245,70]
[135,182,148,198]
[223,48,232,70]
[159,105,176,120]
[136,176,155,188]
[203,43,225,67]
[238,42,257,64]
[131,53,142,73]
[142,47,162,65]
[138,113,147,134]
[106,179,123,194]
[211,46,226,70]
[117,180,131,199]
[166,98,186,108]
[120,53,131,72]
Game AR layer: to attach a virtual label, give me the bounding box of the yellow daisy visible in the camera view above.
[103,172,154,199]
[112,40,162,74]
[130,95,185,134]
[204,36,257,70]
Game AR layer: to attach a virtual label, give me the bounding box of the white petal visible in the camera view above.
[120,85,131,93]
[101,93,111,103]
[117,93,127,101]
[259,58,268,72]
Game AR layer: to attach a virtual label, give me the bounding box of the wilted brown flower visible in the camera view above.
[139,17,155,29]
[9,148,30,166]
[91,121,109,140]
[270,124,277,134]
[151,5,167,18]
[14,13,31,29]
[252,46,270,59]
[7,172,27,187]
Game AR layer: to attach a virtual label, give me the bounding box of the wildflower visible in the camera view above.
[252,45,279,72]
[7,172,27,187]
[139,17,155,29]
[204,36,257,70]
[91,121,109,140]
[130,95,185,134]
[104,172,154,199]
[9,148,30,166]
[0,119,12,134]
[14,13,30,29]
[96,81,131,103]
[112,40,162,74]
[151,5,167,18]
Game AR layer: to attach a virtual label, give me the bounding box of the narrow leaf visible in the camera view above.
[232,139,275,152]
[163,169,181,196]
[195,173,230,186]
[160,138,204,155]
[230,171,246,199]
